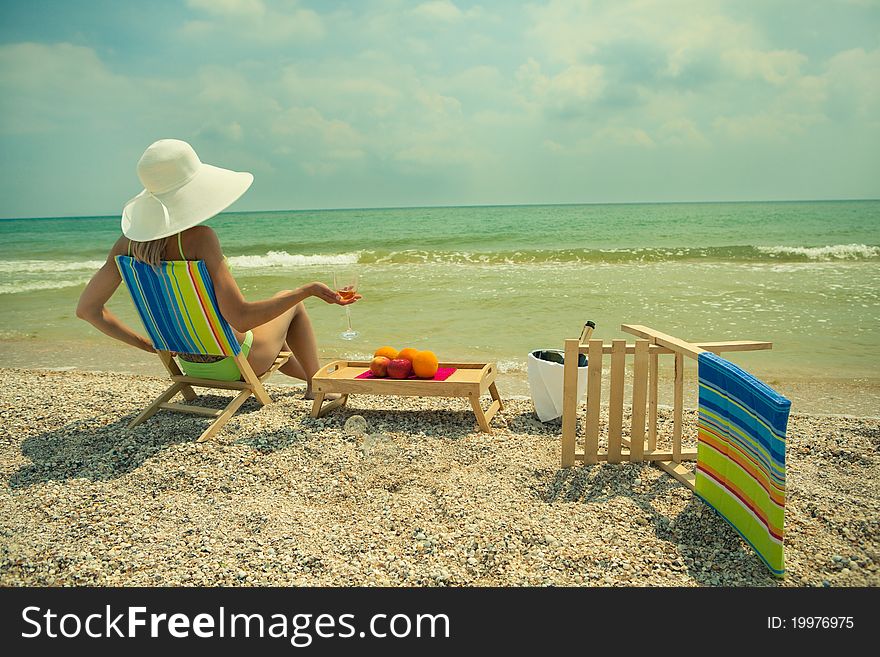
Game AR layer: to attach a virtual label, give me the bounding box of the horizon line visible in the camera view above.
[1,196,878,221]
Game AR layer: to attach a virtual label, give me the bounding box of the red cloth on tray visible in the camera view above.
[356,367,456,381]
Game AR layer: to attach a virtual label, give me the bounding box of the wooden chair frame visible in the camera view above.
[561,324,773,490]
[129,349,292,443]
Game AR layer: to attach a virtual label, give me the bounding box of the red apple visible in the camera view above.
[387,358,413,379]
[370,356,391,377]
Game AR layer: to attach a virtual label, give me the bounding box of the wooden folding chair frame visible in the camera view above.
[561,324,773,490]
[129,349,292,443]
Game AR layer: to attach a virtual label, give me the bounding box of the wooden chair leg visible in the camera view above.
[196,388,253,443]
[561,339,579,466]
[673,352,684,463]
[136,348,294,443]
[158,351,196,401]
[179,386,197,402]
[258,351,292,382]
[129,382,182,428]
[648,352,659,451]
[235,354,272,406]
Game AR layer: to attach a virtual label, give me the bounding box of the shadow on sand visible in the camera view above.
[8,393,264,488]
[542,461,779,586]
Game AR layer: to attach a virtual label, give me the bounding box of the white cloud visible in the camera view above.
[825,48,880,120]
[595,125,656,149]
[658,118,709,147]
[195,67,264,110]
[525,0,758,74]
[410,1,485,23]
[722,48,808,85]
[182,0,324,42]
[706,47,879,141]
[2,2,878,215]
[517,58,605,116]
[0,42,134,134]
[412,0,463,22]
[279,63,402,120]
[658,13,757,78]
[196,121,244,142]
[518,0,874,152]
[780,74,828,107]
[415,88,462,115]
[187,0,265,17]
[712,112,824,140]
[271,106,366,164]
[548,64,605,105]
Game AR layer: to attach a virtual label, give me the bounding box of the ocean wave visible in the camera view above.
[225,244,880,267]
[497,359,527,374]
[0,259,104,273]
[227,251,360,268]
[1,244,873,286]
[755,244,880,260]
[0,279,84,295]
[354,244,880,264]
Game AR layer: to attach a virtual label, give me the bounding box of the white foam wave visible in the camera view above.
[497,359,527,373]
[0,279,84,295]
[0,259,104,274]
[756,244,879,260]
[227,251,360,269]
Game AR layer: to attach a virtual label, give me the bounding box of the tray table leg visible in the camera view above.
[489,382,504,410]
[312,393,349,419]
[310,393,324,418]
[469,391,498,434]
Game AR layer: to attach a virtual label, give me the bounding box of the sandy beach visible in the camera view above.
[1,367,877,587]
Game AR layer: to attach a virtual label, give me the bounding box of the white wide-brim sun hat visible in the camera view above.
[121,139,253,242]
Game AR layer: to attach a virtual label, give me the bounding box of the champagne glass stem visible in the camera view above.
[345,305,353,332]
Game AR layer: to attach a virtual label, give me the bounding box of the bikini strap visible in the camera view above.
[177,232,186,260]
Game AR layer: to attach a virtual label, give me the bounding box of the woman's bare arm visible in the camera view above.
[193,227,358,332]
[75,236,155,352]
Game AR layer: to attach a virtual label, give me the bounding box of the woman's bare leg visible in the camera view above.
[279,303,324,397]
[247,304,296,376]
[279,342,308,380]
[247,298,331,399]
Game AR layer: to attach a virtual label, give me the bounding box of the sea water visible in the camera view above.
[1,201,878,412]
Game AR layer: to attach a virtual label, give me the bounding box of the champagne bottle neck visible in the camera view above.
[580,322,596,344]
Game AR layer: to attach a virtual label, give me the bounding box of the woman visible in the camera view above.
[76,139,358,397]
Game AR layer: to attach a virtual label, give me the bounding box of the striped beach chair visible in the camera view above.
[560,324,789,576]
[116,256,291,442]
[696,352,790,576]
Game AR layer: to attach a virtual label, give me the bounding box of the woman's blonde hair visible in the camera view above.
[129,238,167,266]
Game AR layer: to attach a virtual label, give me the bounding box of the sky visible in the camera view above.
[0,0,878,218]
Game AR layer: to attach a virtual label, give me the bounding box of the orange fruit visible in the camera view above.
[397,347,419,363]
[412,350,439,378]
[374,346,399,360]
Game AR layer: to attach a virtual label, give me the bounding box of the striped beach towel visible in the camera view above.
[115,256,239,357]
[696,352,791,576]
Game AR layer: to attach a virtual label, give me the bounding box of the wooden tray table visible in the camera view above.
[310,361,503,433]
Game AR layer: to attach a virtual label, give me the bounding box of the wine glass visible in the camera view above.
[333,270,359,340]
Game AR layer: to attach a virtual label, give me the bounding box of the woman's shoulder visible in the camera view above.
[184,225,218,241]
[109,234,129,258]
[182,225,222,260]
